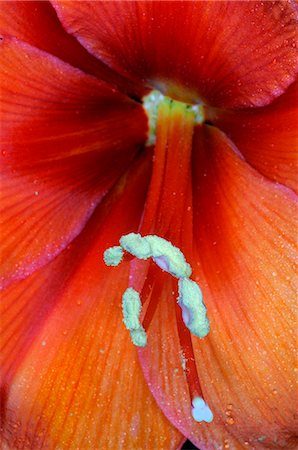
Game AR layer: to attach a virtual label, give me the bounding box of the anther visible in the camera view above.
[103,234,210,344]
[122,287,147,347]
[119,233,151,259]
[145,235,192,278]
[103,245,123,266]
[178,278,210,338]
[118,232,192,279]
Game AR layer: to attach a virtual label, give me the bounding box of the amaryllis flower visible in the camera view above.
[1,1,297,449]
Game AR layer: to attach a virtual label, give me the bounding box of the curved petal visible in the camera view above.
[206,80,298,192]
[0,0,145,98]
[1,154,183,450]
[0,37,147,288]
[138,127,297,449]
[52,0,298,108]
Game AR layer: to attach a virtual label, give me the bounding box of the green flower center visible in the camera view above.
[143,89,205,146]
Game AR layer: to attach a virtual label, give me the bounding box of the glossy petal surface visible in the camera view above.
[0,0,144,97]
[138,127,297,449]
[207,80,298,192]
[0,38,147,288]
[52,0,298,108]
[1,156,183,450]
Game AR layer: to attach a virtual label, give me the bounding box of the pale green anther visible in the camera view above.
[122,288,147,347]
[122,287,142,330]
[178,278,210,338]
[145,235,192,278]
[103,246,123,266]
[130,328,147,347]
[103,234,210,346]
[119,233,191,278]
[119,233,152,260]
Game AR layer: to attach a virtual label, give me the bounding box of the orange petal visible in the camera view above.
[1,154,183,449]
[207,80,298,193]
[0,37,147,287]
[52,0,298,108]
[138,126,297,449]
[0,0,145,97]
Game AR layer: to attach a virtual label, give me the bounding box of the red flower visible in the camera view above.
[1,1,297,449]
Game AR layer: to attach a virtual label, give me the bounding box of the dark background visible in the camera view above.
[181,440,198,449]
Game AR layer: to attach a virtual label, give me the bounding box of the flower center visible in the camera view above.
[103,92,213,423]
[143,90,205,146]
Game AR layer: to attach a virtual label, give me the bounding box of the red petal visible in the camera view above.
[1,37,147,287]
[138,126,297,449]
[0,0,145,97]
[1,155,183,449]
[207,80,298,192]
[52,1,298,108]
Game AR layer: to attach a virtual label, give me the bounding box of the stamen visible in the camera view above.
[145,235,192,279]
[119,233,151,259]
[122,287,147,347]
[103,245,123,266]
[104,233,210,341]
[130,328,147,347]
[118,232,192,279]
[178,278,210,338]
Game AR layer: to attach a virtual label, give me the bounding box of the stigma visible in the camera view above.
[192,396,214,423]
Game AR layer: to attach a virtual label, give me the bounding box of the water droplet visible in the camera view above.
[34,191,39,196]
[226,417,235,425]
[62,330,68,336]
[41,340,46,346]
[76,300,82,306]
[272,388,278,395]
[224,439,230,448]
